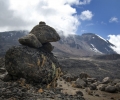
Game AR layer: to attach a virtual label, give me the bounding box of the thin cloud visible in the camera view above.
[0,0,91,36]
[109,17,118,23]
[80,10,93,21]
[101,21,107,25]
[81,30,87,33]
[108,35,120,54]
[79,0,91,5]
[86,23,94,26]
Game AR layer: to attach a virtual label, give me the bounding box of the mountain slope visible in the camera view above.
[0,31,27,56]
[52,33,116,57]
[0,31,117,57]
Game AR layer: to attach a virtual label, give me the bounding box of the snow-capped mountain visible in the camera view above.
[52,33,116,57]
[0,31,117,57]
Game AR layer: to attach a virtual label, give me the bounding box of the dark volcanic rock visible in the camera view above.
[0,78,85,100]
[99,84,107,91]
[5,45,60,87]
[42,42,54,52]
[19,34,42,48]
[102,77,111,84]
[62,73,78,82]
[116,83,120,92]
[105,85,117,93]
[74,78,87,88]
[30,21,60,44]
[89,84,97,90]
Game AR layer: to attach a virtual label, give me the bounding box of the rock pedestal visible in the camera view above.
[5,45,61,87]
[5,21,61,88]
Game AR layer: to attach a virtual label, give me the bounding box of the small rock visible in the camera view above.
[89,84,97,90]
[76,91,83,96]
[85,88,93,95]
[111,97,114,99]
[112,79,120,85]
[95,94,99,97]
[105,85,117,93]
[102,77,111,84]
[99,84,107,91]
[3,74,12,82]
[74,78,87,88]
[56,94,62,98]
[38,88,44,93]
[87,78,97,83]
[79,72,90,79]
[116,83,120,92]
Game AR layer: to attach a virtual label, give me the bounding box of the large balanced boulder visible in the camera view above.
[19,21,60,49]
[5,45,61,88]
[30,21,60,43]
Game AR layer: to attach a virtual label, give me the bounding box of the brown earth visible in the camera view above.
[57,78,120,100]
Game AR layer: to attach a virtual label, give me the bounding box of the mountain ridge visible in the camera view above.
[0,30,117,57]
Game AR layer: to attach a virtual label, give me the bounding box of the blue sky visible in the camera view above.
[75,0,120,39]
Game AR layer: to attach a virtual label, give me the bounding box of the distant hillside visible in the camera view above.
[0,31,117,57]
[0,31,27,56]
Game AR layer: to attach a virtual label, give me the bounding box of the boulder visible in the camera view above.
[62,73,78,82]
[87,78,97,83]
[79,72,90,79]
[42,42,54,52]
[74,78,87,88]
[19,34,42,48]
[116,83,120,92]
[5,45,61,88]
[89,84,97,90]
[76,91,83,96]
[112,79,120,85]
[18,21,60,50]
[99,84,107,91]
[105,85,117,93]
[30,21,60,44]
[102,77,111,84]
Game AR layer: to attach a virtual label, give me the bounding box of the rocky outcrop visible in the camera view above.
[5,46,60,87]
[5,21,61,88]
[19,21,60,52]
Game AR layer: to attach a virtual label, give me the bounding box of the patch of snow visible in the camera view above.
[90,44,103,54]
[91,44,94,48]
[105,48,108,52]
[92,37,95,39]
[96,34,108,43]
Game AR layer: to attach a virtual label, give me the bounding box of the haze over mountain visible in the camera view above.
[0,31,117,57]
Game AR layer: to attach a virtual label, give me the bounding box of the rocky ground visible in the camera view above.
[58,56,120,80]
[0,57,120,100]
[0,57,85,100]
[57,78,120,100]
